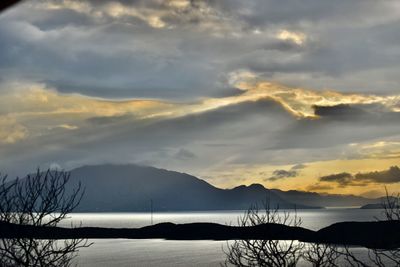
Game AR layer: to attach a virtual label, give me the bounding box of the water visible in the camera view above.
[61,208,382,230]
[65,208,384,266]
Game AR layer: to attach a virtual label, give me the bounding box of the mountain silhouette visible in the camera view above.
[64,164,318,211]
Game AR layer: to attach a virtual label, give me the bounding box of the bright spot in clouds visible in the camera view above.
[276,30,306,45]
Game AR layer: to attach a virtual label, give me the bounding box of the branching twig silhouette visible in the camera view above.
[224,188,400,266]
[381,187,400,221]
[223,200,303,267]
[0,169,91,267]
[336,188,400,267]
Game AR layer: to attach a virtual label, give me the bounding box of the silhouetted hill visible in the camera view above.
[315,221,400,249]
[65,164,318,211]
[271,189,379,207]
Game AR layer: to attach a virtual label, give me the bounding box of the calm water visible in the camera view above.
[66,208,384,266]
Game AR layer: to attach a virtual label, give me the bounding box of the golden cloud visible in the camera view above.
[229,72,400,118]
[2,77,400,143]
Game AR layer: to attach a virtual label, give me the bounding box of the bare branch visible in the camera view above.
[0,169,90,267]
[223,200,303,267]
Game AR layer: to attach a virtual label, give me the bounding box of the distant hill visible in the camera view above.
[271,189,379,208]
[360,203,383,209]
[360,196,399,209]
[65,164,318,212]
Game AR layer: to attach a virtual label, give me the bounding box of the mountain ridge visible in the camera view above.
[64,164,316,211]
[48,163,382,211]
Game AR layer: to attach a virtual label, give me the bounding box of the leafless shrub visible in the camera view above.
[223,201,303,267]
[355,187,400,266]
[224,187,400,266]
[0,169,90,267]
[337,187,400,267]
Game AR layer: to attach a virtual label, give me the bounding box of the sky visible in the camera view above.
[1,0,400,197]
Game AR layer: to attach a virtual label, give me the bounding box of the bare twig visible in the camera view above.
[0,169,90,267]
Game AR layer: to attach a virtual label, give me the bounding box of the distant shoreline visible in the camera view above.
[66,208,324,214]
[64,206,378,214]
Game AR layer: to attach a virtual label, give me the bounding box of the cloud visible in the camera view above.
[48,124,78,130]
[35,0,236,32]
[3,0,400,102]
[266,164,306,181]
[0,4,228,99]
[266,169,298,181]
[2,0,400,188]
[319,166,400,187]
[229,76,400,118]
[0,93,294,177]
[276,30,306,45]
[2,79,400,182]
[319,172,356,187]
[355,166,400,184]
[342,141,400,161]
[4,80,399,144]
[313,104,370,119]
[0,117,28,144]
[291,163,307,170]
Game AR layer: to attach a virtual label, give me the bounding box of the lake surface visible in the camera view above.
[67,208,384,266]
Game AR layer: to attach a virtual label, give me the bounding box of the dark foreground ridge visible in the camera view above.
[1,220,400,249]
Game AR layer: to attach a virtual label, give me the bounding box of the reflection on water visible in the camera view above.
[75,240,381,267]
[75,239,227,267]
[68,209,384,266]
